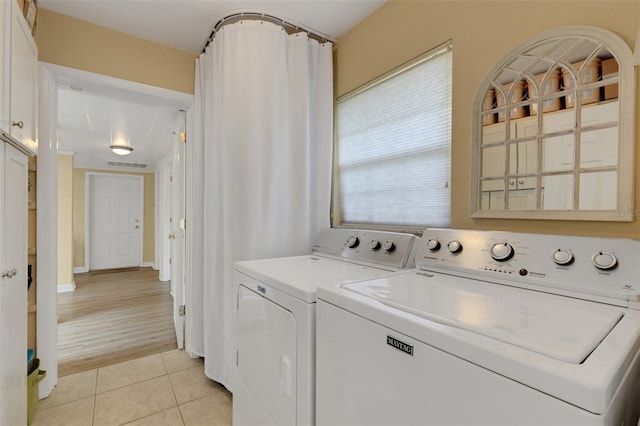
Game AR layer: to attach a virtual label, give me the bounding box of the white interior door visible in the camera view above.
[171,112,186,349]
[0,143,28,426]
[88,174,143,270]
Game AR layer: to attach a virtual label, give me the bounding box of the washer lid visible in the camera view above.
[342,272,623,363]
[235,255,390,303]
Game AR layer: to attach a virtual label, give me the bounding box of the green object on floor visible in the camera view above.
[27,358,46,425]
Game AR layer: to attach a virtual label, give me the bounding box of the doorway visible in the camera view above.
[37,63,193,396]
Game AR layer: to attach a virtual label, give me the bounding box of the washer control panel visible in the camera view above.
[416,228,640,307]
[312,228,418,270]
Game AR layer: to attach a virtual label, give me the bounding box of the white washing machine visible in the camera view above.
[317,228,640,425]
[232,228,418,426]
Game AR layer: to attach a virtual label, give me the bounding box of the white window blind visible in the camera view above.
[334,42,452,230]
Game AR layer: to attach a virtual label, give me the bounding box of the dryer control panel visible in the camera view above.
[416,228,640,308]
[312,228,418,271]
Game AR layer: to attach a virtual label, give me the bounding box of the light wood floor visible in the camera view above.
[57,267,178,377]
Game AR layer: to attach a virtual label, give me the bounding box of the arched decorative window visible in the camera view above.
[471,26,635,221]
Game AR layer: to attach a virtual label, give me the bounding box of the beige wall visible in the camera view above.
[57,154,74,286]
[335,0,640,239]
[72,168,155,269]
[34,8,196,94]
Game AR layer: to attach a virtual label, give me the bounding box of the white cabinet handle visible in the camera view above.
[2,269,17,278]
[12,121,24,129]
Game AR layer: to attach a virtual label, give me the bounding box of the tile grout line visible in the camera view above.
[96,372,178,426]
[94,354,167,395]
[92,368,98,426]
[117,355,179,426]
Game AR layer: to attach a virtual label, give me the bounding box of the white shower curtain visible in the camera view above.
[189,20,333,389]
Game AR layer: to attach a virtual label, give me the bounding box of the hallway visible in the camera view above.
[57,268,177,377]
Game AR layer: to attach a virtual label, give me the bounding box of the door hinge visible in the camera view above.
[236,350,239,366]
[179,305,186,316]
[179,131,186,144]
[170,175,173,182]
[169,258,172,265]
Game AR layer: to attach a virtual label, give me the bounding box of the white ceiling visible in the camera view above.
[40,0,384,171]
[57,85,184,170]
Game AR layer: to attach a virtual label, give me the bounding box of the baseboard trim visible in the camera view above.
[141,262,154,268]
[58,282,76,293]
[74,266,89,274]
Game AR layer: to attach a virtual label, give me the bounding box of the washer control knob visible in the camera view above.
[346,236,359,248]
[592,251,618,270]
[369,240,381,250]
[490,242,514,261]
[447,240,462,253]
[552,249,574,265]
[382,241,395,252]
[426,239,441,251]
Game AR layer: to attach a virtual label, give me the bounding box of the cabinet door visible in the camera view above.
[0,1,10,131]
[580,101,618,168]
[9,7,37,150]
[0,143,28,426]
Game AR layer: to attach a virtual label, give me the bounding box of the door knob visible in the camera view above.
[135,225,140,229]
[168,233,176,240]
[12,120,24,129]
[2,268,17,278]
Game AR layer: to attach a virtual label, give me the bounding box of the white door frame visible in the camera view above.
[37,62,192,398]
[36,64,59,399]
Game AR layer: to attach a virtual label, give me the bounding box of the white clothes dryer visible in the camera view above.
[232,228,418,426]
[317,229,640,425]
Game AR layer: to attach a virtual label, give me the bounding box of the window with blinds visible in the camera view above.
[333,41,452,232]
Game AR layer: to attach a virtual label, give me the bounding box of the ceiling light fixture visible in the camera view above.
[110,145,134,156]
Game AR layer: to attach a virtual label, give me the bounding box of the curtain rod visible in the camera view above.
[201,11,335,54]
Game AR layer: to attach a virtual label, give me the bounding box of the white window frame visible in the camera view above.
[331,41,452,234]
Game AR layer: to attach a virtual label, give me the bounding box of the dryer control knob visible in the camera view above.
[490,242,514,261]
[447,240,462,253]
[426,239,441,251]
[592,251,618,270]
[552,249,574,265]
[346,236,360,248]
[382,241,395,252]
[369,240,381,250]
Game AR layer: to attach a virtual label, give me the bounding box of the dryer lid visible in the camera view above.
[342,272,624,364]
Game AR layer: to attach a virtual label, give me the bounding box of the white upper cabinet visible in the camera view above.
[9,2,37,152]
[1,0,37,154]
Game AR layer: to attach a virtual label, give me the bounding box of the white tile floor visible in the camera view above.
[31,350,232,426]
